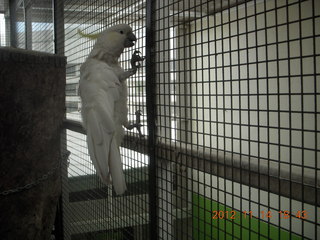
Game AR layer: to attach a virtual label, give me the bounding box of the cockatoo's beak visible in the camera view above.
[124,32,137,47]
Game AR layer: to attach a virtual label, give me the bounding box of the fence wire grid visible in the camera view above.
[1,0,319,239]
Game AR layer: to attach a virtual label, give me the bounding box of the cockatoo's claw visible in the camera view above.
[128,68,137,75]
[126,123,142,130]
[126,110,144,139]
[131,50,145,69]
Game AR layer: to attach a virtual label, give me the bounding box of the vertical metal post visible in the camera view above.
[158,162,173,240]
[54,196,64,240]
[53,0,65,239]
[60,135,70,240]
[25,2,32,50]
[146,0,157,239]
[176,25,191,143]
[9,0,17,47]
[53,0,64,55]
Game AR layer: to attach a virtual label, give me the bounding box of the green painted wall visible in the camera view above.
[193,194,303,240]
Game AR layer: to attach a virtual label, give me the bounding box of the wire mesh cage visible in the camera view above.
[29,0,54,53]
[2,0,55,52]
[1,0,319,239]
[15,0,26,49]
[62,1,150,239]
[152,0,319,239]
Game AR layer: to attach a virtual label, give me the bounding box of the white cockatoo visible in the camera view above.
[79,24,143,195]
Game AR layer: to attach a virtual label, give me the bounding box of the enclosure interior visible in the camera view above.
[1,0,319,239]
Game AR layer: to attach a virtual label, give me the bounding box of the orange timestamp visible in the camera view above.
[212,210,307,220]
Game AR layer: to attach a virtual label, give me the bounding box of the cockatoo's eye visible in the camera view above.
[120,30,124,34]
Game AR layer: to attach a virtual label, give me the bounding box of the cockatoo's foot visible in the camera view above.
[125,110,144,139]
[126,122,142,130]
[125,123,144,139]
[119,51,144,81]
[131,50,145,70]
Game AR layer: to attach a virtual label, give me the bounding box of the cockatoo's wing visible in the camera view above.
[80,59,127,195]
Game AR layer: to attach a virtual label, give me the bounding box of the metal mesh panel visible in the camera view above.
[30,0,54,53]
[62,129,149,240]
[62,1,149,239]
[16,0,25,48]
[153,0,319,239]
[1,0,54,52]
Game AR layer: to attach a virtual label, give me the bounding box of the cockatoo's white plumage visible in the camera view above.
[79,24,138,195]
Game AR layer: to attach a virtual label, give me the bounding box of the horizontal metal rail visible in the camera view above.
[63,119,320,206]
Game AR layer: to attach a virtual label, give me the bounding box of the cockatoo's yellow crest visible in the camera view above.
[77,29,100,40]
